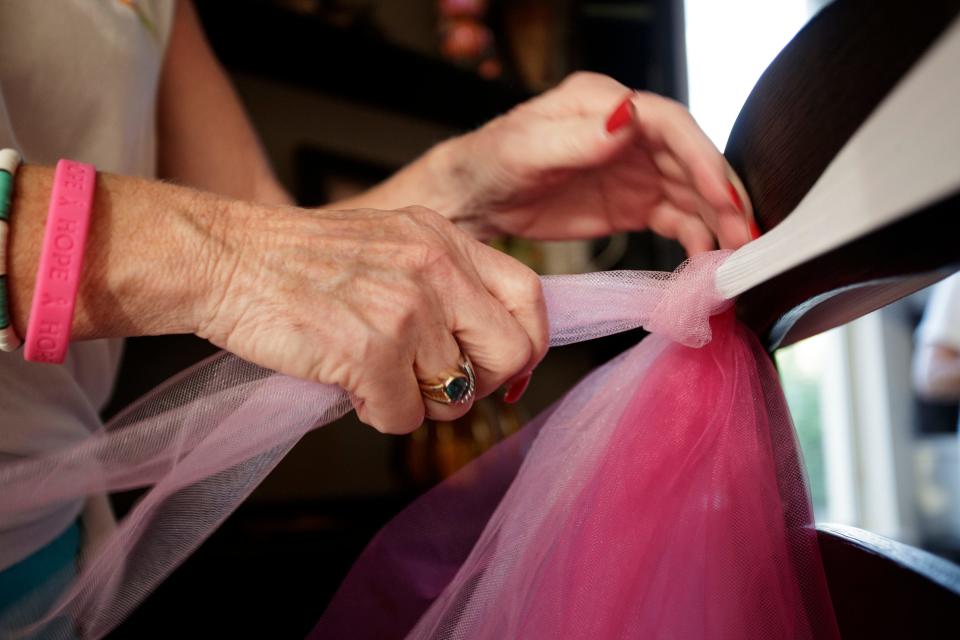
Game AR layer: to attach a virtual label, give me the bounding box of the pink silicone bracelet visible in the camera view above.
[24,159,96,364]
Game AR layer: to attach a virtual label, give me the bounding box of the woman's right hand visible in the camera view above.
[197,204,548,434]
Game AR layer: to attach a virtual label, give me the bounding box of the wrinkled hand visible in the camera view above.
[445,72,753,254]
[197,204,547,434]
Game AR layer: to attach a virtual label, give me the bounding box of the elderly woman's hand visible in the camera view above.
[196,204,548,434]
[439,72,753,254]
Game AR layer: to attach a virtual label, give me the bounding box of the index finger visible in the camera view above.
[631,93,753,248]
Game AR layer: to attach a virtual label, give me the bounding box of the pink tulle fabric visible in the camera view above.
[0,250,839,639]
[313,252,840,640]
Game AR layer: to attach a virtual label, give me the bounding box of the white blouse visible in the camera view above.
[0,0,174,570]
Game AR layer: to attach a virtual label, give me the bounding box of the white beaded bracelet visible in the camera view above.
[0,148,23,351]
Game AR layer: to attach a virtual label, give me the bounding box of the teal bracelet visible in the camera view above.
[0,148,23,351]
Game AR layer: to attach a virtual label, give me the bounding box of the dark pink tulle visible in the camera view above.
[314,259,839,639]
[0,251,839,639]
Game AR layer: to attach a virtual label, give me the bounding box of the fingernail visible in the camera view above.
[504,373,532,404]
[727,180,745,214]
[748,219,762,240]
[605,96,634,134]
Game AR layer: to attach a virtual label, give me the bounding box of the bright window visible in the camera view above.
[683,0,875,530]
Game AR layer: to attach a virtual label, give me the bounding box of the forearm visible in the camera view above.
[328,136,495,239]
[157,65,291,207]
[8,165,226,340]
[159,1,490,227]
[158,0,292,206]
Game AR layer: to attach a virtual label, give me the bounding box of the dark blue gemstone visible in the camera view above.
[445,376,470,402]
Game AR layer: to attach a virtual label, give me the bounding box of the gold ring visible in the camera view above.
[419,354,476,405]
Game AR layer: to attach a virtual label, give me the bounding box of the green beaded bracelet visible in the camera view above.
[0,148,23,351]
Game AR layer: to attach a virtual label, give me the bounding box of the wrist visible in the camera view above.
[410,132,511,241]
[7,166,242,341]
[427,134,499,239]
[83,175,229,338]
[321,134,503,241]
[191,197,274,345]
[176,191,247,338]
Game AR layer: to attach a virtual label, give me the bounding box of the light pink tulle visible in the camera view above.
[0,250,838,639]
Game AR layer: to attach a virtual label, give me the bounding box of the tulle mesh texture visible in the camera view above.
[314,251,839,639]
[0,250,838,639]
[0,356,352,639]
[322,314,839,639]
[544,250,732,348]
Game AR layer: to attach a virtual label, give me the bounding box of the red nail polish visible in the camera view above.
[748,219,762,240]
[504,373,532,404]
[727,180,745,214]
[605,97,633,134]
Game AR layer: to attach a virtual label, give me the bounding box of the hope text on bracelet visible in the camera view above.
[24,159,96,364]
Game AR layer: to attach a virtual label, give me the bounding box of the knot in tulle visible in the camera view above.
[643,250,734,347]
[543,249,734,349]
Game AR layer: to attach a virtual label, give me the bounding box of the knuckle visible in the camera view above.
[371,418,405,436]
[382,405,425,435]
[410,243,457,277]
[563,70,603,88]
[640,91,685,119]
[560,71,631,99]
[519,268,545,303]
[362,410,399,435]
[561,131,591,160]
[385,312,417,345]
[351,331,401,378]
[398,205,441,224]
[531,331,549,364]
[381,285,425,336]
[513,340,534,372]
[498,337,532,377]
[665,96,693,120]
[633,89,656,103]
[354,378,425,435]
[428,400,472,424]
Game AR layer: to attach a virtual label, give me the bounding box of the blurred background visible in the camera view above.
[105,0,959,636]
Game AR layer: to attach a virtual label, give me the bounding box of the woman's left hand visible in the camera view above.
[439,72,754,255]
